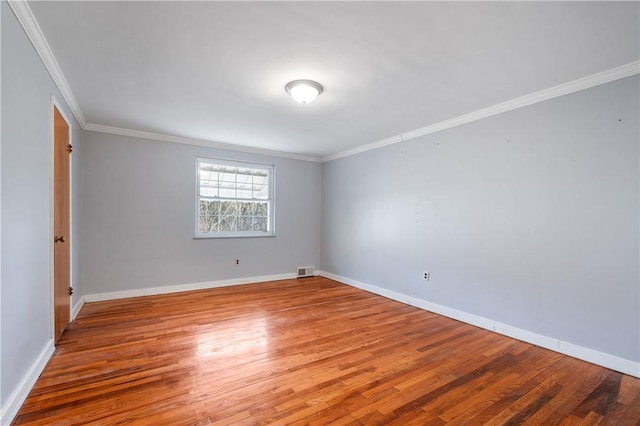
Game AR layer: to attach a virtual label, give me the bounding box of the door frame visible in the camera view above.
[50,95,74,341]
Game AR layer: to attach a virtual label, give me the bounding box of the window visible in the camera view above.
[196,157,274,238]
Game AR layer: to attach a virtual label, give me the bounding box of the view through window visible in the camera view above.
[196,157,274,237]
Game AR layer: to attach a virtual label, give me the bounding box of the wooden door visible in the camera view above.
[53,106,71,343]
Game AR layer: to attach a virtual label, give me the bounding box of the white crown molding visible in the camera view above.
[323,60,640,162]
[8,0,322,163]
[7,0,320,163]
[7,0,86,128]
[84,123,322,163]
[319,270,640,378]
[10,0,638,164]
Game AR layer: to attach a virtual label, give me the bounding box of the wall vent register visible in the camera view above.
[297,266,315,278]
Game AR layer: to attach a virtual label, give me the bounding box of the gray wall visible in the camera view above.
[1,2,82,410]
[80,132,322,295]
[321,76,640,363]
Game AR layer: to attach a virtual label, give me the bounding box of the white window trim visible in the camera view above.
[194,157,275,239]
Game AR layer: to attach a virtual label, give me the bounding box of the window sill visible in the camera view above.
[194,232,275,239]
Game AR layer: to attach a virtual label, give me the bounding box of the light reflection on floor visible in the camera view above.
[195,315,270,360]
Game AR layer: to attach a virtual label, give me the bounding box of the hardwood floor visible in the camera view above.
[13,277,640,425]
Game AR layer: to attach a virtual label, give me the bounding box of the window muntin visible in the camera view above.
[196,157,274,238]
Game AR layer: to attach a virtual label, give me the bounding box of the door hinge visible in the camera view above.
[67,144,73,153]
[68,286,74,296]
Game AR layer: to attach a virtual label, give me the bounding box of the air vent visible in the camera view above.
[297,266,315,278]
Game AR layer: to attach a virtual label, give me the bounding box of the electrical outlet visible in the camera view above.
[423,271,430,281]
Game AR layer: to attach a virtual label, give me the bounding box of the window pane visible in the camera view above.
[199,176,218,196]
[200,200,220,215]
[254,217,268,232]
[238,202,253,216]
[238,217,253,231]
[219,171,236,183]
[220,201,238,216]
[199,215,218,233]
[237,169,252,183]
[200,186,218,197]
[237,188,253,199]
[219,215,237,232]
[199,170,218,181]
[254,202,268,216]
[253,173,269,198]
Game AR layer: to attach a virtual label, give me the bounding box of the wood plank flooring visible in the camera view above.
[13,277,640,425]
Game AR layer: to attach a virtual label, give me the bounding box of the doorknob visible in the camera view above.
[54,236,65,243]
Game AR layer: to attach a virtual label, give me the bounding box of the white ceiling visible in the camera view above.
[27,1,640,159]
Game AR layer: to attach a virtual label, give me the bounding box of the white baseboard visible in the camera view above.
[319,271,640,378]
[71,297,85,320]
[83,273,297,303]
[0,340,55,426]
[558,341,639,378]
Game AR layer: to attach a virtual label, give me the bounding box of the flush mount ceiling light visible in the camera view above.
[285,79,323,104]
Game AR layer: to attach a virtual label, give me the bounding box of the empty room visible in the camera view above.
[1,1,639,425]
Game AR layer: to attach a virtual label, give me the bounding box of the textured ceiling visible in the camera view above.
[28,1,640,158]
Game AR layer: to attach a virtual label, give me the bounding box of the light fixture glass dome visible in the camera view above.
[285,80,323,104]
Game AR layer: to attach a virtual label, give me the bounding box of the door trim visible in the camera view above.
[50,95,73,341]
